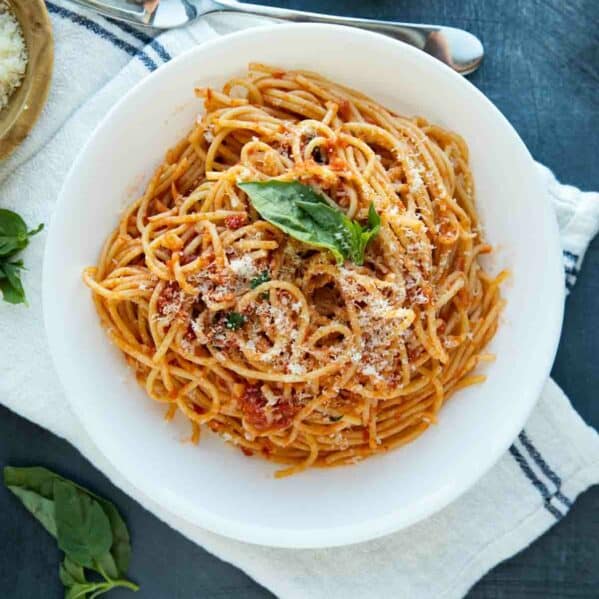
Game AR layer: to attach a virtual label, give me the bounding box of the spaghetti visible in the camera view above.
[84,64,506,477]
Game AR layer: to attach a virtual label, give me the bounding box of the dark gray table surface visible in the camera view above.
[2,0,598,597]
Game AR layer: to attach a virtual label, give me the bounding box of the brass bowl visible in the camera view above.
[0,0,54,160]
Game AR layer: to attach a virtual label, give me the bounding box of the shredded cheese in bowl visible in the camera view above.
[0,2,27,112]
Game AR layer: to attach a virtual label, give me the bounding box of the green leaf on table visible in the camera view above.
[5,485,58,537]
[3,466,132,577]
[64,583,90,599]
[0,260,26,304]
[0,209,43,257]
[0,208,42,305]
[63,578,140,599]
[54,479,113,569]
[59,556,87,587]
[4,465,57,496]
[238,180,380,265]
[64,582,108,599]
[4,466,138,597]
[93,552,119,582]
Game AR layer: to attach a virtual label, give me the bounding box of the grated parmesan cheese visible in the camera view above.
[288,362,305,375]
[159,290,184,318]
[361,364,378,377]
[229,255,257,278]
[406,157,424,194]
[349,350,362,363]
[0,3,27,112]
[203,126,214,143]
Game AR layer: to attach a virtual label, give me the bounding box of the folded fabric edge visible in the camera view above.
[444,459,599,599]
[562,192,599,264]
[540,379,599,466]
[439,380,599,599]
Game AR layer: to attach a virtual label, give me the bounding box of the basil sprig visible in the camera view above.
[238,181,380,265]
[0,208,43,304]
[4,466,138,598]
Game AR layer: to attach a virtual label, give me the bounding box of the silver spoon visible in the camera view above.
[73,0,484,75]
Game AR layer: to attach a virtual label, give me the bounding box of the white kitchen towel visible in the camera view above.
[1,2,599,598]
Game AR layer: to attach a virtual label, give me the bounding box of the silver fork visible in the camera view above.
[73,0,484,75]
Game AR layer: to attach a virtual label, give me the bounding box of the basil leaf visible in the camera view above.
[54,479,113,569]
[83,493,130,577]
[60,557,87,586]
[0,260,26,304]
[0,208,27,235]
[238,181,380,265]
[4,466,61,497]
[0,210,42,304]
[0,236,26,256]
[93,552,119,581]
[77,490,130,576]
[5,486,58,537]
[5,466,139,597]
[350,203,381,265]
[64,579,139,599]
[29,222,44,236]
[0,209,28,254]
[3,466,132,576]
[65,582,97,599]
[0,209,43,257]
[239,181,344,263]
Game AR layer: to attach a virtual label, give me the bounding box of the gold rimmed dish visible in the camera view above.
[0,0,53,160]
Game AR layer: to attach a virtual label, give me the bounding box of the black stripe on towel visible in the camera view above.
[564,265,578,277]
[518,431,573,508]
[107,19,173,63]
[562,250,579,264]
[46,1,158,71]
[509,444,564,520]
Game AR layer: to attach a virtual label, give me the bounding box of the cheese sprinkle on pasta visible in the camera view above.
[84,64,506,477]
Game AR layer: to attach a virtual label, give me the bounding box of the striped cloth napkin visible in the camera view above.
[1,2,598,597]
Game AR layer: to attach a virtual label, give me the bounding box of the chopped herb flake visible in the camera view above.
[225,312,246,330]
[250,270,271,289]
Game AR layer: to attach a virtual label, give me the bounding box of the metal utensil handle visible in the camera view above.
[73,0,152,24]
[215,0,483,75]
[70,0,483,75]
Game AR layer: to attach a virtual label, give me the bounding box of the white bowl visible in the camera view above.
[43,24,564,548]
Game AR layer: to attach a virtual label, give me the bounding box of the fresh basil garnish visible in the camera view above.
[0,209,43,304]
[3,466,138,597]
[238,181,380,265]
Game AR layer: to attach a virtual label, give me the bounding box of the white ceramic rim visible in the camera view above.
[43,23,565,548]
